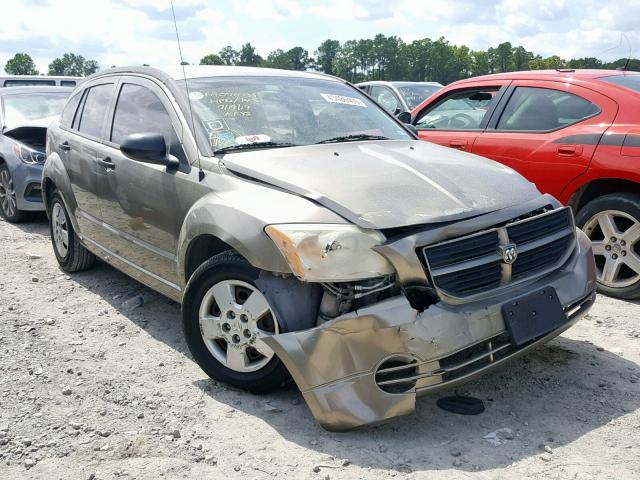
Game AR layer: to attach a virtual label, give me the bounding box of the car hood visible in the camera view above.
[222,140,541,229]
[2,117,56,135]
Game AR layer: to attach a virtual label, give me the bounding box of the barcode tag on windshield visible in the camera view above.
[320,93,367,108]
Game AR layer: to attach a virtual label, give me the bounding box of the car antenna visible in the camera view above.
[615,33,633,72]
[170,0,205,182]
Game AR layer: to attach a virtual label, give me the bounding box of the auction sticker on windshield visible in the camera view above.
[320,93,367,108]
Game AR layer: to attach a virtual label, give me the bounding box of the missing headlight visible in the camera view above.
[318,276,400,322]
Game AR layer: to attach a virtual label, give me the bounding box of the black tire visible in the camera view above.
[576,192,640,300]
[0,164,33,223]
[48,191,96,273]
[182,251,290,393]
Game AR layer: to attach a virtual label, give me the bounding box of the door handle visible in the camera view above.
[58,141,71,151]
[449,139,467,149]
[557,144,583,156]
[97,156,116,170]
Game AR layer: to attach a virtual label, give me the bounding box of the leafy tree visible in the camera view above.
[4,53,38,75]
[263,49,291,69]
[239,43,262,67]
[48,53,99,76]
[200,54,224,65]
[603,58,640,71]
[286,47,312,71]
[219,46,239,66]
[567,57,602,69]
[315,39,341,75]
[513,46,533,71]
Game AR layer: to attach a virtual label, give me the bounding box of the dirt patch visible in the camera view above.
[1,216,639,479]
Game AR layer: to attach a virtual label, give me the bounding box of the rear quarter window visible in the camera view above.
[60,91,82,128]
[77,83,115,139]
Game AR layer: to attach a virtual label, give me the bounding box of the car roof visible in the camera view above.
[0,86,74,96]
[452,69,640,85]
[86,65,345,83]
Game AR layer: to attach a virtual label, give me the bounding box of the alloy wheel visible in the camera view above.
[0,168,17,218]
[198,279,279,373]
[583,209,640,288]
[52,202,69,258]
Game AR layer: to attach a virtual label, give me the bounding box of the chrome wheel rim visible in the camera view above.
[583,209,640,288]
[199,279,278,373]
[51,202,69,258]
[0,168,17,218]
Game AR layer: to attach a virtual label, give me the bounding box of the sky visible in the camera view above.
[1,0,639,75]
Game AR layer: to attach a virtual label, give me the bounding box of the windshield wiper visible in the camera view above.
[315,134,390,144]
[213,141,298,155]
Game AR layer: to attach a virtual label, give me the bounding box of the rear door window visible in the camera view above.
[77,83,115,139]
[496,87,600,131]
[415,88,500,130]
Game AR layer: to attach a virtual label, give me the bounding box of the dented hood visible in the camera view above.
[222,140,540,229]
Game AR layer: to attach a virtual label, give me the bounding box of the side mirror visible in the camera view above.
[120,133,178,168]
[396,111,412,124]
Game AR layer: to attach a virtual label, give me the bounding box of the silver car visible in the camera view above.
[44,66,596,431]
[0,86,71,221]
[357,80,443,114]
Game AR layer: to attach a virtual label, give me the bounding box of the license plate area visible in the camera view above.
[501,287,566,346]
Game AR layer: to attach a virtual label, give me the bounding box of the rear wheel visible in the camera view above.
[0,164,32,223]
[576,193,640,299]
[48,191,96,272]
[182,251,290,393]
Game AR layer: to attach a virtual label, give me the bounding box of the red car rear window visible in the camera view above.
[599,75,640,93]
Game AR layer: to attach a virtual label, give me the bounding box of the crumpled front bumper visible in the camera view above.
[262,230,596,431]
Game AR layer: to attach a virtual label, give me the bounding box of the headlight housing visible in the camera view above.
[265,223,394,281]
[13,143,46,164]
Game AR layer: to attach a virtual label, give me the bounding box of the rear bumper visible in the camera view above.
[263,230,597,431]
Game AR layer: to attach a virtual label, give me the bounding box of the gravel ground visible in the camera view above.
[1,215,640,480]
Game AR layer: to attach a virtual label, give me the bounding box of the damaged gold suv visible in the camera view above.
[43,66,596,431]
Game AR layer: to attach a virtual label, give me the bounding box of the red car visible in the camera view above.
[410,70,640,299]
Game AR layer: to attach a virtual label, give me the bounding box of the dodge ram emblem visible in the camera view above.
[498,243,518,264]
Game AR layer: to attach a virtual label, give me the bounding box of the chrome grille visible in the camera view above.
[422,207,575,298]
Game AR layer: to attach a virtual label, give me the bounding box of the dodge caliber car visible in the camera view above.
[410,69,640,299]
[44,66,596,431]
[0,86,71,221]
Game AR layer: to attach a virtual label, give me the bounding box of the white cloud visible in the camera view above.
[1,0,638,75]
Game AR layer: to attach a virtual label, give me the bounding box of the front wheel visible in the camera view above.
[182,251,290,393]
[576,192,640,299]
[0,164,32,223]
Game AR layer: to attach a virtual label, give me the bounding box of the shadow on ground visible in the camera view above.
[40,218,640,474]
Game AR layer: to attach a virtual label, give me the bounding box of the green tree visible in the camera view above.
[471,50,491,76]
[513,46,533,71]
[200,54,224,65]
[4,53,39,75]
[286,47,312,71]
[490,42,514,72]
[239,43,262,67]
[315,39,341,75]
[219,46,239,66]
[263,49,291,69]
[48,53,99,76]
[567,57,603,69]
